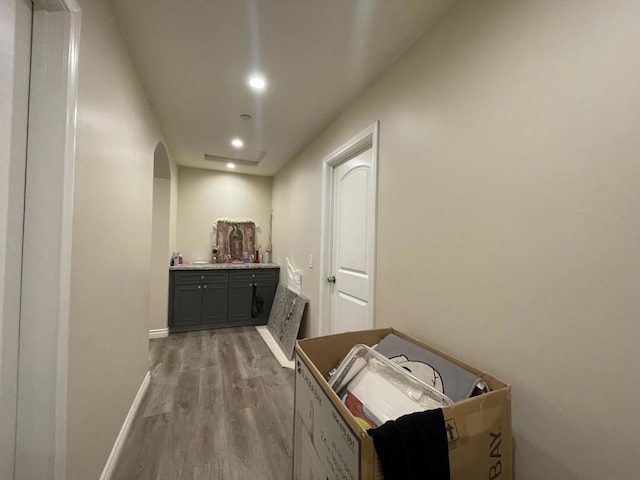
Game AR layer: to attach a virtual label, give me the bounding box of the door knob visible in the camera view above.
[327,275,336,284]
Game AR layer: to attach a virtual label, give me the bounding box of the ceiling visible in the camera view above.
[109,0,453,176]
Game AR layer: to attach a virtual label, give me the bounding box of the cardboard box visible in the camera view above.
[293,328,512,480]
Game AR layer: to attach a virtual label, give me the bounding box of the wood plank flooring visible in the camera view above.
[111,327,295,480]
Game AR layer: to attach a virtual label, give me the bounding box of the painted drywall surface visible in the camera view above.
[150,178,171,331]
[67,0,166,478]
[272,0,640,478]
[169,158,179,251]
[0,0,31,477]
[177,166,273,263]
[272,144,323,338]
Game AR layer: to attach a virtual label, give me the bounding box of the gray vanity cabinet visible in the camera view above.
[170,270,228,331]
[169,266,279,333]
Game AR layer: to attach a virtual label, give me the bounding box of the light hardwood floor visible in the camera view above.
[111,327,295,480]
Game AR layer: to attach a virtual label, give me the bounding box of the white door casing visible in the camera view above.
[0,1,32,478]
[320,122,379,335]
[16,1,80,479]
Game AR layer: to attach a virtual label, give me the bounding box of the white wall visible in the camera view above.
[272,144,322,338]
[177,166,272,263]
[149,177,171,331]
[66,0,168,478]
[0,0,31,477]
[273,0,640,478]
[169,160,179,252]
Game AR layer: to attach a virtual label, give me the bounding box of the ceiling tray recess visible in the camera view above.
[204,150,267,167]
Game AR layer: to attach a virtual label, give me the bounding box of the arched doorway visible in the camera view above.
[149,141,172,336]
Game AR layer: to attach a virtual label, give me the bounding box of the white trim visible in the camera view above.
[0,1,31,477]
[99,371,151,480]
[255,326,295,369]
[15,3,80,479]
[319,122,379,336]
[149,328,169,339]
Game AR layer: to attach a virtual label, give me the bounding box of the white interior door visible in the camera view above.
[330,148,375,333]
[321,122,378,335]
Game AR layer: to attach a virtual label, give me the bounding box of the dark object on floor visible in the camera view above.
[368,408,450,480]
[267,284,308,359]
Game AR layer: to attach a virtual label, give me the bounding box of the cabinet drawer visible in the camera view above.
[229,269,276,285]
[174,270,229,284]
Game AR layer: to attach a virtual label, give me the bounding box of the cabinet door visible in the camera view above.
[227,277,253,322]
[255,273,277,322]
[173,283,202,326]
[201,281,228,324]
[228,269,279,324]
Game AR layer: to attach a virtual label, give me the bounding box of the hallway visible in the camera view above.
[111,327,294,480]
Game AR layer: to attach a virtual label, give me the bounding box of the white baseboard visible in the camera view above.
[149,328,169,339]
[99,371,150,480]
[255,326,295,369]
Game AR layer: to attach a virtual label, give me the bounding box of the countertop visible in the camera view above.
[170,262,279,271]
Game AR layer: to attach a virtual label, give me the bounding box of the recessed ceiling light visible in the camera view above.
[226,162,236,169]
[231,138,244,148]
[248,75,266,90]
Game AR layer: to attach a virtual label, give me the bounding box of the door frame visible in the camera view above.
[15,1,80,479]
[319,121,379,336]
[0,1,32,478]
[149,142,172,338]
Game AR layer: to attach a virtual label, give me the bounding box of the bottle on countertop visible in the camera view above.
[178,252,183,264]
